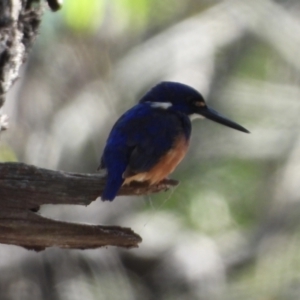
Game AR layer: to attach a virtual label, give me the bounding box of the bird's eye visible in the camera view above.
[194,101,206,107]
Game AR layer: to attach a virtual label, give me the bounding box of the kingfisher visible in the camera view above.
[99,82,249,201]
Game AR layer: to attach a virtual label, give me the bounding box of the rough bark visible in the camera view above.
[0,0,43,131]
[0,162,178,250]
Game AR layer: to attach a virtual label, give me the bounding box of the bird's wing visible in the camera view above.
[121,107,188,177]
[100,103,191,177]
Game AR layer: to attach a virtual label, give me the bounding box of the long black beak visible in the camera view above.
[198,106,249,133]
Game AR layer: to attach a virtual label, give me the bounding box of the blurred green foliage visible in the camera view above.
[113,0,150,29]
[235,43,278,80]
[60,0,186,33]
[149,160,263,234]
[62,0,105,32]
[0,144,17,162]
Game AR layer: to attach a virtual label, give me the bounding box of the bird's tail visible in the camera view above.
[101,175,124,201]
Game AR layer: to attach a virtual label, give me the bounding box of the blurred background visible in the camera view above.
[1,0,300,299]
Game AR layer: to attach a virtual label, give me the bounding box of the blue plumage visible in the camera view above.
[100,102,191,200]
[99,82,249,201]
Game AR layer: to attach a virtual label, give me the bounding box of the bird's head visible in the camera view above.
[140,81,249,133]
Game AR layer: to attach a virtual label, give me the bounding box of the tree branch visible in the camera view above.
[0,162,178,250]
[0,1,180,251]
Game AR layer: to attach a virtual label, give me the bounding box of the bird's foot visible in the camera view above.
[159,178,180,186]
[154,178,180,191]
[120,178,180,196]
[126,178,179,188]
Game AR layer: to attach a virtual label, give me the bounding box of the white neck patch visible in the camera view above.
[149,102,172,109]
[189,113,205,121]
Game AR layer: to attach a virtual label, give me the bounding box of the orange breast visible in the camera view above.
[124,135,189,185]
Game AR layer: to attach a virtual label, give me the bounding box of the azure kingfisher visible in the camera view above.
[99,82,249,201]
